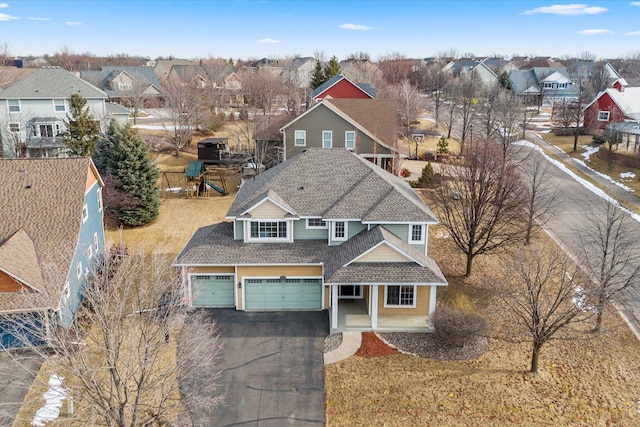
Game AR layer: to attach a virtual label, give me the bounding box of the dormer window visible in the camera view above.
[249,220,288,241]
[409,224,425,244]
[332,221,347,241]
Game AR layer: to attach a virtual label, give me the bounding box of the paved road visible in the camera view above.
[523,132,640,337]
[0,350,42,427]
[181,309,328,427]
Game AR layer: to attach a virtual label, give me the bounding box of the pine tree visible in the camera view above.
[323,56,342,80]
[310,61,326,89]
[418,162,435,185]
[498,71,513,91]
[436,136,450,155]
[93,121,160,226]
[62,93,101,156]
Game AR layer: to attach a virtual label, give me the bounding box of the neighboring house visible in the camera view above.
[584,80,640,131]
[244,58,283,75]
[153,59,200,81]
[167,64,210,88]
[282,57,317,88]
[0,157,105,348]
[80,66,165,108]
[449,59,498,86]
[340,59,382,84]
[0,67,128,158]
[280,98,405,171]
[173,148,447,331]
[223,72,241,90]
[312,74,376,102]
[510,67,579,106]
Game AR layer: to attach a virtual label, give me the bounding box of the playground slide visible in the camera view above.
[204,180,227,195]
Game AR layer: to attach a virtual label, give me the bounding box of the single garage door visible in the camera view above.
[191,275,235,307]
[244,278,322,310]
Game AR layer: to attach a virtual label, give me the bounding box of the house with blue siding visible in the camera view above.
[174,148,447,331]
[0,157,104,348]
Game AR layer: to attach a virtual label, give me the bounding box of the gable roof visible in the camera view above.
[0,157,100,311]
[585,87,640,121]
[312,74,376,99]
[0,67,107,99]
[227,148,437,224]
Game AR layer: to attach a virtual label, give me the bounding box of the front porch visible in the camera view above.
[330,299,432,332]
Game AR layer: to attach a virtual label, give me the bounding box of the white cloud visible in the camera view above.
[338,23,374,31]
[576,28,612,35]
[0,3,8,8]
[631,2,640,6]
[626,30,640,35]
[256,38,283,44]
[65,21,82,26]
[0,12,17,21]
[28,16,50,21]
[522,4,608,15]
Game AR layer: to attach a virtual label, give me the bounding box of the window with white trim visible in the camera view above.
[332,221,347,241]
[307,218,327,228]
[94,232,99,252]
[87,246,93,259]
[294,130,306,146]
[409,224,424,243]
[9,123,19,132]
[82,205,88,222]
[8,100,19,112]
[249,221,288,239]
[322,131,332,148]
[345,131,355,150]
[63,283,70,302]
[385,285,416,307]
[54,99,66,112]
[597,111,610,121]
[97,188,103,212]
[76,262,83,279]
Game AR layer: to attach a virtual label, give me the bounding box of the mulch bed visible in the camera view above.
[355,332,398,357]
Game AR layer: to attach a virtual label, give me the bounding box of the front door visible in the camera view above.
[338,285,362,299]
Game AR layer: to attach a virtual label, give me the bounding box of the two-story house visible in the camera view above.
[80,66,165,108]
[280,98,405,171]
[0,67,129,158]
[509,67,579,106]
[174,148,447,331]
[0,157,105,348]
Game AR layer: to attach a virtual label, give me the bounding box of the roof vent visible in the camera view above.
[25,185,31,189]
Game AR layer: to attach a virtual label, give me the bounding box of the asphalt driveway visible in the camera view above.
[181,309,328,427]
[0,350,42,427]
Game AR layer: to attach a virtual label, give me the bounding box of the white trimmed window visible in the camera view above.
[8,100,19,112]
[87,246,93,259]
[9,123,19,132]
[597,111,610,121]
[63,283,71,302]
[409,224,425,243]
[385,285,416,307]
[332,221,347,241]
[345,131,355,150]
[82,205,88,222]
[97,188,103,212]
[76,262,83,279]
[294,130,306,146]
[54,99,66,112]
[94,232,99,252]
[249,221,288,240]
[307,218,327,229]
[322,131,332,148]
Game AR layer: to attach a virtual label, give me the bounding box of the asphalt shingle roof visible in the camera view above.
[312,74,376,98]
[228,148,437,223]
[0,67,107,99]
[0,157,94,312]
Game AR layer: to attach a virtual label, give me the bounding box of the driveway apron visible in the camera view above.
[184,309,328,427]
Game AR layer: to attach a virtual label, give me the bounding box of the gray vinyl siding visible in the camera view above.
[284,104,389,159]
[294,220,328,239]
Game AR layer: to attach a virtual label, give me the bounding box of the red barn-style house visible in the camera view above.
[312,75,376,102]
[584,80,640,131]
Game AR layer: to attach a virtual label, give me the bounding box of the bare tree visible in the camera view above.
[162,77,207,156]
[377,52,412,85]
[420,60,451,123]
[576,202,640,333]
[440,93,459,140]
[498,244,593,373]
[394,79,426,141]
[494,89,525,159]
[449,72,481,154]
[3,244,223,426]
[433,139,525,276]
[519,152,559,244]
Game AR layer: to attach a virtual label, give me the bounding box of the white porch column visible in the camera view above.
[428,286,437,327]
[371,285,379,329]
[331,285,338,330]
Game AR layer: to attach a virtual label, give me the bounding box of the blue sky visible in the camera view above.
[1,1,640,60]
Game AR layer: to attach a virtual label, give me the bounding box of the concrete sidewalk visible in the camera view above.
[324,332,361,365]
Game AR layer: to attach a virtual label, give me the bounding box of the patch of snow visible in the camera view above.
[32,374,67,426]
[435,230,450,239]
[514,140,640,224]
[620,172,636,180]
[574,159,634,192]
[580,145,600,161]
[572,285,593,312]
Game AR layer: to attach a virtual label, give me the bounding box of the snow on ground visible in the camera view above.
[574,159,634,193]
[580,145,600,161]
[621,172,636,180]
[435,230,450,239]
[32,374,67,426]
[514,140,640,224]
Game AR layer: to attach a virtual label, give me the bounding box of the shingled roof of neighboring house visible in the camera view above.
[0,67,107,99]
[312,74,376,99]
[228,147,437,223]
[0,158,97,311]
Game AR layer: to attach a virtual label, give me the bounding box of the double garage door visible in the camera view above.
[191,275,323,310]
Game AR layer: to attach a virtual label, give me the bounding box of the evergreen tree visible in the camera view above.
[310,61,326,89]
[323,55,342,80]
[418,162,435,185]
[498,71,513,91]
[436,136,450,155]
[93,121,160,226]
[62,93,101,156]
